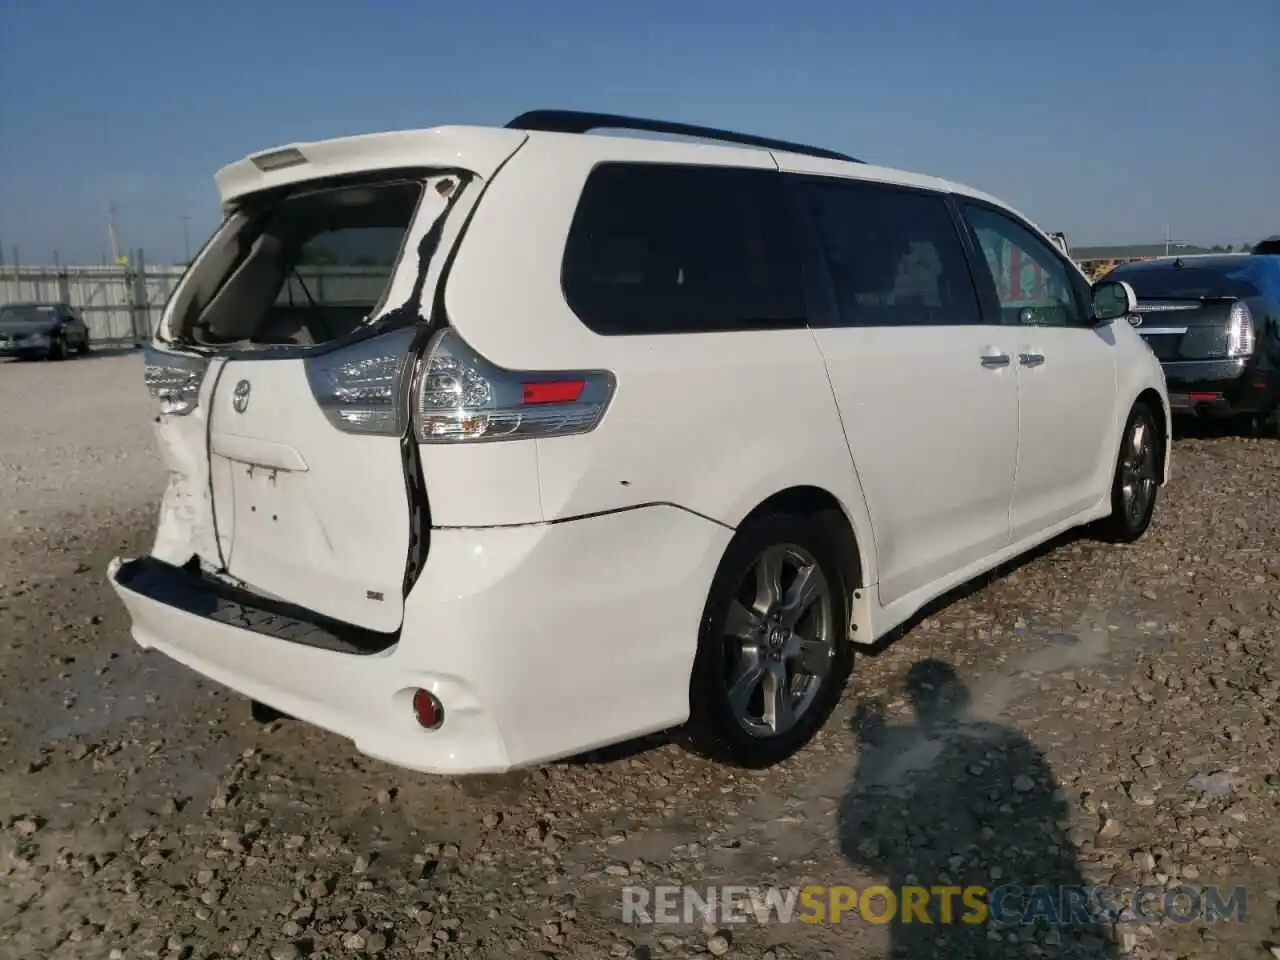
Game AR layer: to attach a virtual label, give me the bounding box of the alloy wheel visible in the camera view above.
[1120,413,1158,528]
[722,543,835,738]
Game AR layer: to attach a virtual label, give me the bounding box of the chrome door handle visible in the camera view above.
[980,353,1011,368]
[1018,353,1045,367]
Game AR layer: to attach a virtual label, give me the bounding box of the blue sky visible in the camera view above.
[1,0,1276,264]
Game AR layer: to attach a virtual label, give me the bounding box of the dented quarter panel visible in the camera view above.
[150,356,227,567]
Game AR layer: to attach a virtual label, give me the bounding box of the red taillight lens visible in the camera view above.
[521,380,586,405]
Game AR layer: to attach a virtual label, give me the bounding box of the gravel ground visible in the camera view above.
[1,353,1278,960]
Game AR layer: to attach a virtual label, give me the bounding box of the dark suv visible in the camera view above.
[1101,255,1279,433]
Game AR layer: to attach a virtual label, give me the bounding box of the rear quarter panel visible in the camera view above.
[440,133,878,584]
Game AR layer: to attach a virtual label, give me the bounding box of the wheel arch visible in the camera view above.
[733,485,877,645]
[1133,387,1170,485]
[739,485,867,587]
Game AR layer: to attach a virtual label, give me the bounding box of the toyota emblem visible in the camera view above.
[232,379,252,413]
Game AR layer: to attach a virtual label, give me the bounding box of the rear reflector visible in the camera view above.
[521,380,585,405]
[1188,392,1221,401]
[412,689,443,730]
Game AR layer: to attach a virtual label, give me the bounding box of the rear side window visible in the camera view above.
[800,180,981,326]
[561,163,805,335]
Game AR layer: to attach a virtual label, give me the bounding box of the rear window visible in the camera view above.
[561,163,805,335]
[182,181,423,347]
[0,305,60,323]
[1107,261,1261,300]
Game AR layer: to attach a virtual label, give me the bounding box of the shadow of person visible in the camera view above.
[838,659,1118,958]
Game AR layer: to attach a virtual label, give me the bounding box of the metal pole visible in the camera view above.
[132,248,148,344]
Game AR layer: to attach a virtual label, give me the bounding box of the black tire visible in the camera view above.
[1094,401,1161,543]
[76,336,91,356]
[684,512,853,768]
[249,699,287,724]
[47,337,66,361]
[1243,409,1280,440]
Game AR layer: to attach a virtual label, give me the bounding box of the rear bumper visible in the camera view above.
[1161,358,1278,416]
[109,506,731,775]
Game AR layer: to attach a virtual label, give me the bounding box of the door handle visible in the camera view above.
[1018,352,1046,367]
[980,353,1011,368]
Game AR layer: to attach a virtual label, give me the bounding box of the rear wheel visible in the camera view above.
[46,337,66,361]
[685,512,852,768]
[1095,401,1160,543]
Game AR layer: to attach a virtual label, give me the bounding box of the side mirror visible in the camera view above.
[1091,280,1137,324]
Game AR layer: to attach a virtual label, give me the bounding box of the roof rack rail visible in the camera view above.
[505,110,861,164]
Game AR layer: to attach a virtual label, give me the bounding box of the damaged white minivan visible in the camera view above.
[109,110,1171,774]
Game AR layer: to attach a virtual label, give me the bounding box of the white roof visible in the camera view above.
[213,122,1049,241]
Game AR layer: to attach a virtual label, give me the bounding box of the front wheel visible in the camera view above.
[46,337,66,361]
[685,513,852,768]
[1094,401,1161,543]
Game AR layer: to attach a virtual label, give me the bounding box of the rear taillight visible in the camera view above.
[413,328,614,443]
[1226,302,1255,358]
[305,326,615,442]
[304,327,418,435]
[143,347,208,416]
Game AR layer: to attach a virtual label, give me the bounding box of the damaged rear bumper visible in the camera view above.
[107,505,731,775]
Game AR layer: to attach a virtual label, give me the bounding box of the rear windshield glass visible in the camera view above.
[180,181,422,347]
[1107,262,1260,300]
[0,305,59,323]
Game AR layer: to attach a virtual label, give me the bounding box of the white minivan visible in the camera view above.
[109,110,1170,774]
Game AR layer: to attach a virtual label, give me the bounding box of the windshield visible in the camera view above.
[1106,261,1260,300]
[0,305,59,324]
